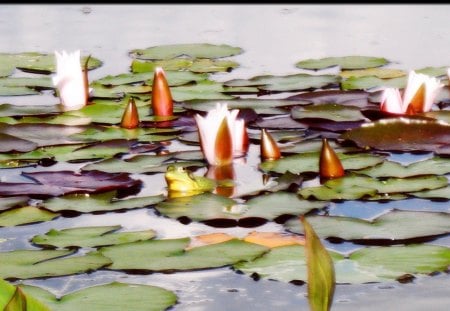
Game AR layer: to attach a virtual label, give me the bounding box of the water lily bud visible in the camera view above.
[151,67,173,116]
[260,128,281,161]
[319,138,344,179]
[52,50,88,111]
[120,97,140,129]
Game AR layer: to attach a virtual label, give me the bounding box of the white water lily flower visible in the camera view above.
[52,50,88,111]
[380,71,443,114]
[194,103,248,166]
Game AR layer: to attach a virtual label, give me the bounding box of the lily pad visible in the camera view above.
[0,279,50,311]
[0,132,37,152]
[291,103,368,122]
[340,118,450,153]
[415,66,450,77]
[171,80,235,101]
[0,206,59,227]
[0,250,111,280]
[0,196,29,211]
[0,85,40,96]
[129,43,243,60]
[31,225,156,248]
[341,75,406,91]
[285,210,450,242]
[69,126,178,143]
[20,282,177,311]
[259,151,384,175]
[287,90,370,108]
[0,103,61,117]
[98,238,268,272]
[0,170,142,197]
[295,56,389,70]
[339,68,406,79]
[357,157,450,178]
[299,174,448,201]
[42,191,165,213]
[224,73,339,92]
[96,71,208,86]
[234,243,450,284]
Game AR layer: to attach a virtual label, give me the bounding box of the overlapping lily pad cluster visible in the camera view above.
[0,44,450,310]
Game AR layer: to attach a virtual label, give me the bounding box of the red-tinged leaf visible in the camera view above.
[300,216,335,311]
[0,170,142,197]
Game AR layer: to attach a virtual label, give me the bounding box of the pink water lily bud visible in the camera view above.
[52,50,88,111]
[380,71,443,115]
[194,103,249,166]
[151,67,173,117]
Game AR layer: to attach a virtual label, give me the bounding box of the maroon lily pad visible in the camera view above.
[0,133,38,152]
[340,118,450,153]
[250,115,309,130]
[0,170,142,197]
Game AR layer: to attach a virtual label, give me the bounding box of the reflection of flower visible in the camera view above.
[151,67,173,117]
[380,71,443,115]
[52,50,88,111]
[206,164,235,197]
[194,103,248,166]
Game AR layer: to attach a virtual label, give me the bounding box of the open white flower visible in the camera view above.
[52,50,88,111]
[194,103,248,166]
[380,71,443,114]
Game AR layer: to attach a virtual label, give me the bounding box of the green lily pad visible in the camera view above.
[411,184,450,200]
[129,43,243,60]
[132,58,240,73]
[224,73,339,92]
[25,282,176,311]
[42,191,165,213]
[90,83,151,99]
[171,80,235,101]
[340,118,450,153]
[291,103,368,122]
[0,103,60,117]
[341,75,406,91]
[234,243,450,284]
[69,126,177,143]
[415,66,450,77]
[0,250,111,280]
[20,282,177,311]
[259,152,384,175]
[183,98,307,115]
[98,237,268,272]
[0,85,40,96]
[357,157,450,178]
[339,68,406,79]
[296,56,389,70]
[0,206,59,227]
[31,225,156,248]
[96,71,208,86]
[0,77,53,89]
[155,192,327,222]
[285,210,450,241]
[299,174,448,200]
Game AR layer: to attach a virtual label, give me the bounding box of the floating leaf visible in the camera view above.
[341,75,406,91]
[99,238,268,272]
[0,103,60,117]
[260,152,384,175]
[129,43,243,60]
[301,216,335,311]
[296,56,389,70]
[340,118,450,153]
[42,191,164,213]
[20,282,177,311]
[299,174,447,200]
[415,66,450,77]
[0,197,29,211]
[291,103,368,122]
[0,279,51,311]
[171,80,235,101]
[285,210,450,242]
[340,68,406,79]
[224,73,339,92]
[0,250,111,280]
[0,206,59,227]
[31,225,156,248]
[0,132,37,152]
[0,85,40,96]
[95,71,208,86]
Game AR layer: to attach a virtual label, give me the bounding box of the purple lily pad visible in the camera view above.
[0,170,142,197]
[340,118,450,153]
[0,133,37,152]
[287,90,371,109]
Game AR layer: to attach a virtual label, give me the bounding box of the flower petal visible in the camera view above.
[151,67,173,116]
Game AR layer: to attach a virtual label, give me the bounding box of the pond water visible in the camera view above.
[0,4,450,310]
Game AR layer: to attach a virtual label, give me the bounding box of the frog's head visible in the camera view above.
[165,165,200,192]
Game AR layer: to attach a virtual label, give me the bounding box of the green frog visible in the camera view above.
[165,165,216,197]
